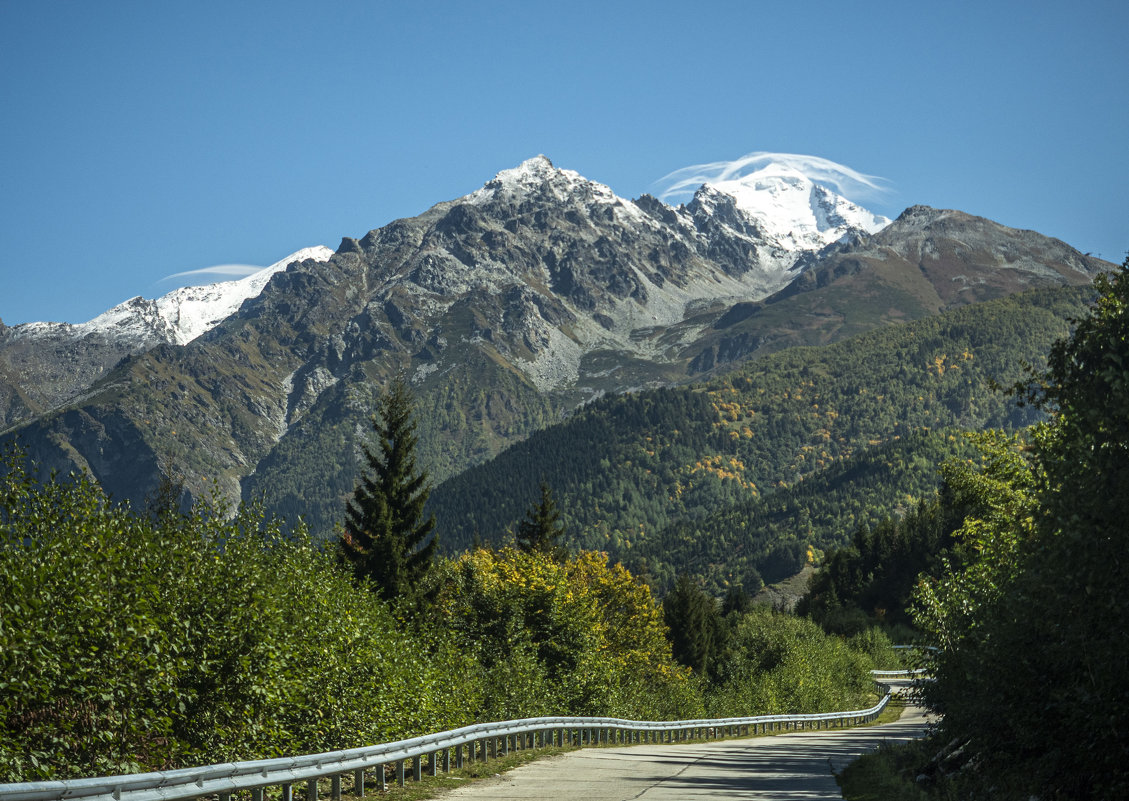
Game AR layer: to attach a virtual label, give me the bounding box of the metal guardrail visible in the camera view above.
[0,688,895,801]
[870,667,930,677]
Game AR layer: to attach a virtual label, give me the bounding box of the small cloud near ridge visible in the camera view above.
[654,151,892,206]
[160,263,263,283]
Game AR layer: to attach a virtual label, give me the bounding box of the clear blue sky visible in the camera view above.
[2,0,1126,325]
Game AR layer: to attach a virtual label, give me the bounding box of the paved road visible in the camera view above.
[439,693,929,800]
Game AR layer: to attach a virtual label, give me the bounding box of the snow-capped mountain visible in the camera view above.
[0,246,332,424]
[16,246,334,348]
[1,154,1108,534]
[704,162,890,252]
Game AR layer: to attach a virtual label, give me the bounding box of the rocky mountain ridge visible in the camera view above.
[0,156,1111,534]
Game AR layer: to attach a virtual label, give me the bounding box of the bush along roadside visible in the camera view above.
[1,448,894,783]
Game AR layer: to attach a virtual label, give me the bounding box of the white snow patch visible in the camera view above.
[9,246,334,349]
[707,164,889,252]
[150,245,335,344]
[465,155,629,211]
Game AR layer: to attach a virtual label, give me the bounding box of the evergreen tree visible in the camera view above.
[515,481,567,559]
[340,377,438,608]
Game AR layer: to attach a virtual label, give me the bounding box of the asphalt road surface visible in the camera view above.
[438,691,929,800]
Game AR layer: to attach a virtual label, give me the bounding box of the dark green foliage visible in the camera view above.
[720,585,753,617]
[798,489,970,632]
[339,377,438,608]
[911,260,1129,800]
[515,481,567,559]
[662,575,724,675]
[658,576,884,714]
[625,428,978,594]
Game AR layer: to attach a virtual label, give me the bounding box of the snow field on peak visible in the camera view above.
[466,155,628,209]
[10,246,334,347]
[707,164,889,252]
[152,245,334,344]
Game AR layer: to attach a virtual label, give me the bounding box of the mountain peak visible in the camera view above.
[467,155,624,209]
[701,161,890,252]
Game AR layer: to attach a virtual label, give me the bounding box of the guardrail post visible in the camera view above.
[280,783,292,801]
[252,788,264,801]
[397,759,405,787]
[331,775,342,801]
[307,777,318,801]
[353,768,364,797]
[413,755,422,782]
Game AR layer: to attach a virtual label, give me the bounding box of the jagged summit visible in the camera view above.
[466,154,627,211]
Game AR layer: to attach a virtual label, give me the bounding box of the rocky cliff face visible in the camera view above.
[1,157,1111,536]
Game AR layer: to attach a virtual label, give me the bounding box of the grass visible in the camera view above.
[837,737,941,801]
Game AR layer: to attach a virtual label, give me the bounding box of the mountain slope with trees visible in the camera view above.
[429,286,1092,571]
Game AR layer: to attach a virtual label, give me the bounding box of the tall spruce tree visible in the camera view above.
[515,481,567,559]
[340,377,437,608]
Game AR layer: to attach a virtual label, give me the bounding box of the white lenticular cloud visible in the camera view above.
[655,151,891,205]
[160,263,263,283]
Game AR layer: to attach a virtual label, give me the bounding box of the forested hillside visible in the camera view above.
[429,286,1092,583]
[628,428,980,592]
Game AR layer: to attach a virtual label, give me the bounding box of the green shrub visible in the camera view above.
[707,607,875,716]
[0,455,468,781]
[436,547,702,721]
